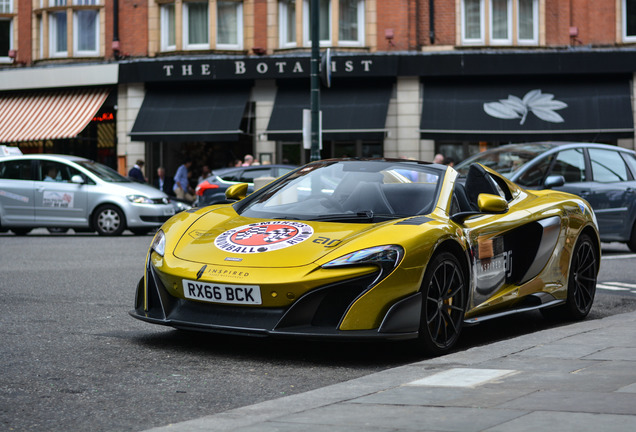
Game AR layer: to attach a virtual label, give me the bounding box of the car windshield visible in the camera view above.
[455,143,554,178]
[75,160,132,183]
[236,160,443,222]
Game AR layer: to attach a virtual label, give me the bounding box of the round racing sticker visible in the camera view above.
[215,221,314,254]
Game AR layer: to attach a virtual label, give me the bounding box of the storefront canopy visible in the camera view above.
[420,76,634,141]
[130,85,251,142]
[0,87,110,143]
[266,80,393,141]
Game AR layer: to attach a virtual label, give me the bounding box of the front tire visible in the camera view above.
[628,222,636,253]
[418,252,467,355]
[93,205,125,236]
[564,233,598,319]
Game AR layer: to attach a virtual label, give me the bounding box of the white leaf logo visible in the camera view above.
[483,89,568,125]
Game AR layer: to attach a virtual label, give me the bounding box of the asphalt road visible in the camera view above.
[1,230,635,432]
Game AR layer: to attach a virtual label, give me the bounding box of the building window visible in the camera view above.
[623,0,636,41]
[461,0,537,46]
[279,0,296,48]
[37,0,102,59]
[281,0,363,48]
[217,1,243,50]
[161,3,176,51]
[0,0,12,63]
[338,0,364,46]
[184,2,209,49]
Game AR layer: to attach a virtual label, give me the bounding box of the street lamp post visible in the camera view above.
[310,0,321,161]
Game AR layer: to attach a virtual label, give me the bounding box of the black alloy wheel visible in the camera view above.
[418,251,467,355]
[565,234,598,319]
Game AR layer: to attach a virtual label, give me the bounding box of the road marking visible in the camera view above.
[597,282,636,294]
[601,254,636,260]
[407,368,517,388]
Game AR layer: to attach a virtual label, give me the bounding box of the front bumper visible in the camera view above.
[129,261,422,341]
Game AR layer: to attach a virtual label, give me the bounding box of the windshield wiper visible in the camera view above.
[309,211,375,222]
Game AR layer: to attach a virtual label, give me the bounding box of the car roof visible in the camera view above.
[486,141,634,154]
[0,153,91,163]
[212,164,298,175]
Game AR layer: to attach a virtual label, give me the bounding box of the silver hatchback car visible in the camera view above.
[0,152,175,235]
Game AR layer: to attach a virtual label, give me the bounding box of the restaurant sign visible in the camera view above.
[119,55,398,83]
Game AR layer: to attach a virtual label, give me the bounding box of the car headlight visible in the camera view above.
[127,195,153,204]
[323,245,404,284]
[151,230,166,257]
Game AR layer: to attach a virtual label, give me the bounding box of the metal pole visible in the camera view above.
[310,0,321,161]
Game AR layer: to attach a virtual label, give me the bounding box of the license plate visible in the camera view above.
[182,280,262,305]
[164,207,176,216]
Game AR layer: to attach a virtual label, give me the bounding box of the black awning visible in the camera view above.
[130,85,251,142]
[266,80,393,141]
[420,76,634,141]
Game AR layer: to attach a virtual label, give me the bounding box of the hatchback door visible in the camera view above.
[0,159,35,225]
[585,148,636,240]
[33,160,89,227]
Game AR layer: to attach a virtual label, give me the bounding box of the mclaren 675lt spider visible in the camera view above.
[130,158,600,355]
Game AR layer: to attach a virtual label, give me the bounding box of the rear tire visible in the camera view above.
[93,205,125,236]
[417,251,467,355]
[628,222,636,253]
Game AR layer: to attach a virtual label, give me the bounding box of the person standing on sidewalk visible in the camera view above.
[173,159,194,202]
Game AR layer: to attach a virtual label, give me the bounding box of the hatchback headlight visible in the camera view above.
[151,230,166,257]
[323,245,404,284]
[127,195,153,204]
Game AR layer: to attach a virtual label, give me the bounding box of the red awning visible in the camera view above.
[0,88,110,143]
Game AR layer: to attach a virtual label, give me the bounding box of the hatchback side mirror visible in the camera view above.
[544,175,565,189]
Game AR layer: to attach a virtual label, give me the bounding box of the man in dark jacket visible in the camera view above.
[128,159,147,183]
[153,166,175,196]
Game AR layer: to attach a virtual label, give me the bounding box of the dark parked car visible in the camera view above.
[194,164,297,207]
[455,142,636,251]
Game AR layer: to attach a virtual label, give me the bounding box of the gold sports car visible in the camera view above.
[130,158,600,355]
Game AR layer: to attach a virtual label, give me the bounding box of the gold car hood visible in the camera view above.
[172,210,382,268]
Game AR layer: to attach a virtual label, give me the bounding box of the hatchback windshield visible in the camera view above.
[75,160,132,182]
[455,143,554,178]
[236,160,443,222]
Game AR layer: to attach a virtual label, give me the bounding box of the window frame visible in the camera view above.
[49,10,69,57]
[0,17,12,63]
[279,0,297,48]
[337,0,364,47]
[516,0,538,45]
[302,0,332,47]
[489,0,512,45]
[72,8,100,56]
[623,0,636,42]
[216,0,244,50]
[160,2,177,51]
[461,0,485,45]
[183,1,210,50]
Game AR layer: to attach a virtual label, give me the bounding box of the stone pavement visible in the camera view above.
[144,310,636,432]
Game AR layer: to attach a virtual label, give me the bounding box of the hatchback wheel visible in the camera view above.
[94,205,125,236]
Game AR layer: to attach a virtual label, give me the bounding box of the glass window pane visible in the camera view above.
[518,0,534,40]
[464,0,481,39]
[0,0,12,14]
[491,0,508,39]
[627,0,636,36]
[319,0,330,41]
[339,0,358,41]
[589,149,629,183]
[163,4,176,48]
[76,10,97,52]
[218,1,238,45]
[550,149,586,183]
[0,20,9,56]
[188,2,209,45]
[52,12,67,53]
[283,0,296,44]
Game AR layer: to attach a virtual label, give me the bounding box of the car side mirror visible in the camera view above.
[225,183,249,201]
[544,175,565,189]
[477,193,508,213]
[71,174,85,184]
